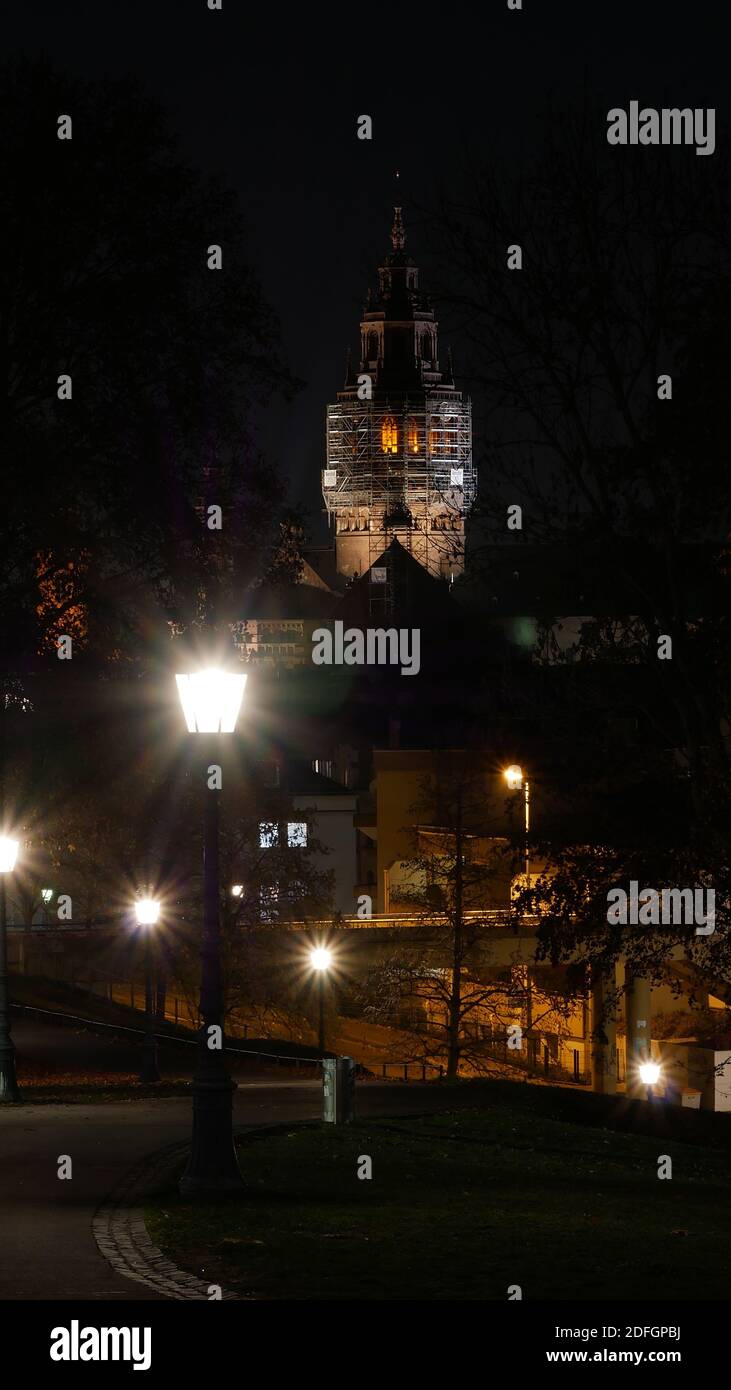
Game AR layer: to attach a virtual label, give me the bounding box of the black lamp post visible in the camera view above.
[0,835,21,1103]
[175,668,247,1196]
[135,897,161,1083]
[310,946,333,1053]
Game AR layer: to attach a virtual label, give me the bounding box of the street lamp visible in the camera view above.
[639,1058,661,1103]
[0,835,21,1102]
[175,665,247,1195]
[135,897,161,1083]
[310,946,333,1054]
[503,765,531,890]
[231,884,243,898]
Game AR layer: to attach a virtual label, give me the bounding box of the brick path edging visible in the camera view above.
[92,1137,245,1301]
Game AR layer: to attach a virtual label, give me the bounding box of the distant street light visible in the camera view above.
[135,897,161,1083]
[0,835,21,1102]
[231,884,244,898]
[310,946,333,1054]
[503,764,531,890]
[175,665,247,1195]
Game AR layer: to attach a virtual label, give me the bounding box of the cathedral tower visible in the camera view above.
[323,208,476,581]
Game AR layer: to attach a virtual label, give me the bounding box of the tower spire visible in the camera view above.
[391,206,406,253]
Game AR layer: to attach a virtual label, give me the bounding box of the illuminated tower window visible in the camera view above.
[382,418,398,454]
[408,420,420,454]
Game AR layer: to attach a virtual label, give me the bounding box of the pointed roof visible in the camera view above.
[339,538,456,626]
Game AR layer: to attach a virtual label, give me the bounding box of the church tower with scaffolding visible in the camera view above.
[322,208,476,583]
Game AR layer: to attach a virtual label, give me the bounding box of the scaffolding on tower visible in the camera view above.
[323,392,475,599]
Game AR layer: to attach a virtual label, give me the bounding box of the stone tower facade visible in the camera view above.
[323,208,476,582]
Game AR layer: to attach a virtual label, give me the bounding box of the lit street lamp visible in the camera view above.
[135,897,161,1083]
[0,835,21,1103]
[504,764,531,890]
[310,946,333,1054]
[175,666,247,1195]
[639,1058,661,1104]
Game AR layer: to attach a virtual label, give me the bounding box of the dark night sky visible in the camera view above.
[5,1,727,540]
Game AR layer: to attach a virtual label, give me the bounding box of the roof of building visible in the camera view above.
[339,537,457,625]
[239,581,339,621]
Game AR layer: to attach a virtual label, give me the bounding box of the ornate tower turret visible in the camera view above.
[323,208,476,580]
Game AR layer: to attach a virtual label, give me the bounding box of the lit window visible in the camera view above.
[287,822,307,848]
[408,420,419,454]
[259,822,279,848]
[260,885,279,921]
[381,418,398,454]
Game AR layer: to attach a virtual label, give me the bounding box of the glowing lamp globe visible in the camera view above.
[135,898,160,927]
[0,837,19,873]
[231,884,244,898]
[175,669,247,734]
[639,1061,661,1086]
[310,947,333,972]
[504,765,524,791]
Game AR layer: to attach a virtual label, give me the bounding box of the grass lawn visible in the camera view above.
[145,1096,731,1300]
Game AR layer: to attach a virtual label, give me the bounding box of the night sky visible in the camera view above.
[6,1,726,539]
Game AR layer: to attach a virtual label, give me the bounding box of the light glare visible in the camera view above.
[639,1060,661,1086]
[0,837,19,873]
[310,947,332,972]
[504,764,523,791]
[136,898,160,926]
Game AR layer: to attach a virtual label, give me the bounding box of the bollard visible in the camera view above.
[322,1056,356,1124]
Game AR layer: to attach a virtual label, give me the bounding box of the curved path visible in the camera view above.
[0,1016,469,1301]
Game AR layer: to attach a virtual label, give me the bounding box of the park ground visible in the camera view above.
[147,1083,731,1301]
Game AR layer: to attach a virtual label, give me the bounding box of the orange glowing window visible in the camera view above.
[408,420,419,453]
[381,418,398,454]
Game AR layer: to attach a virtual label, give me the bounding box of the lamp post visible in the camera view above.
[135,898,161,1083]
[504,765,530,890]
[175,667,247,1195]
[0,835,21,1103]
[310,946,333,1053]
[504,766,533,1051]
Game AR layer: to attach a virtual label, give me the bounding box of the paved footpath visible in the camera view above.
[0,1020,482,1301]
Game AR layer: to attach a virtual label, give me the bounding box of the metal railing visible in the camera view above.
[379,1060,444,1081]
[9,1001,324,1073]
